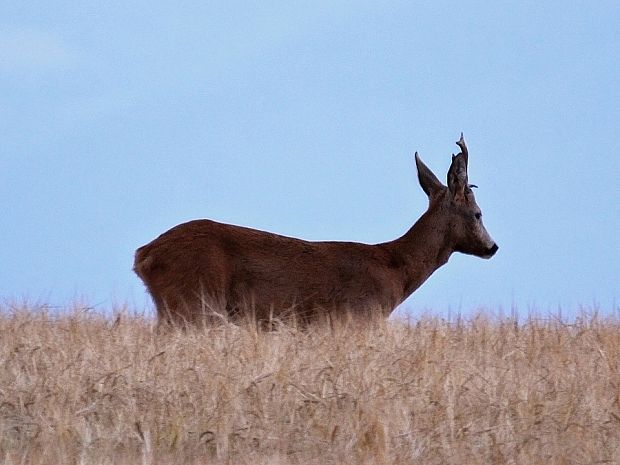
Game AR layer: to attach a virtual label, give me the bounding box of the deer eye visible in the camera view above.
[475,213,482,220]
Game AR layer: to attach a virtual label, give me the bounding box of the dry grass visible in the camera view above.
[1,304,620,465]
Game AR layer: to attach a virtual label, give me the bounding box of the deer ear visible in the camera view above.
[415,152,444,198]
[447,153,468,201]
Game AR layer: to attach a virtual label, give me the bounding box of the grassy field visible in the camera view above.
[1,304,619,464]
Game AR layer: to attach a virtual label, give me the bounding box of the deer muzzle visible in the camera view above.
[482,243,499,259]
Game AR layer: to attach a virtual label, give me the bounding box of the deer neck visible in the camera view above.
[383,205,454,303]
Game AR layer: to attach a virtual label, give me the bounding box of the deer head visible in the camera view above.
[414,134,498,259]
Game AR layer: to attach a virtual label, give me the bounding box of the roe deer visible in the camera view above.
[134,135,498,326]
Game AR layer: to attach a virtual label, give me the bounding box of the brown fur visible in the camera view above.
[134,135,498,326]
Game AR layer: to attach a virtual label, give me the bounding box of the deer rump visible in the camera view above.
[134,219,402,325]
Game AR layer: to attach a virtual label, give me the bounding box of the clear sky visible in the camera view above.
[2,1,619,317]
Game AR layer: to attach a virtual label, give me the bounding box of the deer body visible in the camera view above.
[134,136,498,325]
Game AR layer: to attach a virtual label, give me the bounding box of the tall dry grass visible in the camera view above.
[1,304,619,465]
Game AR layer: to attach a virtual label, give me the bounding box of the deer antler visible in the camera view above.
[456,133,468,169]
[447,133,469,196]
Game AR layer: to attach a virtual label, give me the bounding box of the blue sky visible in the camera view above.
[2,1,619,317]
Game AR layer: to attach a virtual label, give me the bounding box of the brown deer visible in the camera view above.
[134,135,498,326]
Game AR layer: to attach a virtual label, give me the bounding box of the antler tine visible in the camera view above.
[456,132,468,168]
